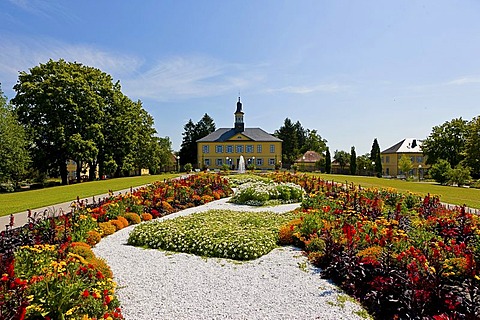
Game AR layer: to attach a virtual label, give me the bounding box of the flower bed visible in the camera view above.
[273,173,480,319]
[229,180,305,206]
[0,173,233,319]
[128,209,295,260]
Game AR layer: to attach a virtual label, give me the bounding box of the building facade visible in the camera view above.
[294,150,323,172]
[196,98,282,170]
[381,138,429,178]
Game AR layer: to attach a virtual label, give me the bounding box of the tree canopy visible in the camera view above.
[179,113,216,167]
[349,146,357,175]
[370,138,383,177]
[0,84,30,189]
[12,59,168,184]
[422,117,468,168]
[275,118,327,167]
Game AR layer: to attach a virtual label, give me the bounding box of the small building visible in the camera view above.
[381,138,429,178]
[294,151,323,172]
[196,98,282,170]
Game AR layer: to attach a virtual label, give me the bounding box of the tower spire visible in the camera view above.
[234,97,244,133]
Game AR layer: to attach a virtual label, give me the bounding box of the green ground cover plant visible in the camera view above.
[0,173,179,216]
[128,209,296,260]
[314,173,480,209]
[229,180,305,206]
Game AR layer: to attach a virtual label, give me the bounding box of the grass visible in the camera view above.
[0,173,179,217]
[312,173,480,209]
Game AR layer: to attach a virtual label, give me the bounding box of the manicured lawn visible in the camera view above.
[313,173,480,209]
[0,174,180,217]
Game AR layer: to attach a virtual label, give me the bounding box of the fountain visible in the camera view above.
[238,155,246,174]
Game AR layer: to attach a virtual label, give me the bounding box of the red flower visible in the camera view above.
[82,289,90,297]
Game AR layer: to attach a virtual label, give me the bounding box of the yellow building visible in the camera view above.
[196,98,282,170]
[381,138,429,179]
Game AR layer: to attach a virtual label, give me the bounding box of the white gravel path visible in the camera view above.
[93,198,370,320]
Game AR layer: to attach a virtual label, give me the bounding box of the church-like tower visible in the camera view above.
[234,97,244,133]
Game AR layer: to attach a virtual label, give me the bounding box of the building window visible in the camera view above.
[257,145,262,153]
[236,145,244,153]
[226,145,233,153]
[410,156,414,163]
[246,145,254,153]
[269,158,275,166]
[381,156,384,163]
[202,145,209,154]
[386,156,390,163]
[256,158,263,166]
[416,156,423,163]
[216,159,223,166]
[204,159,210,166]
[215,145,223,153]
[270,144,275,153]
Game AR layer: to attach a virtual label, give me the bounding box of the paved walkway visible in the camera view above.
[0,185,149,229]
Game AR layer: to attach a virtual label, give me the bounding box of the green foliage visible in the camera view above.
[350,146,357,175]
[429,159,452,185]
[370,138,382,177]
[128,209,296,260]
[334,150,350,171]
[184,163,193,172]
[398,155,413,178]
[325,148,332,174]
[0,85,30,188]
[179,114,216,168]
[422,117,468,168]
[463,116,480,176]
[447,164,471,186]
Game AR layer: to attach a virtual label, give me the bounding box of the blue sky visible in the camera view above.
[1,0,479,155]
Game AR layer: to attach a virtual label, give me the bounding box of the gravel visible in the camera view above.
[93,198,370,320]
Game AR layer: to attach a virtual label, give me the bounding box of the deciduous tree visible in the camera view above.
[0,85,30,189]
[422,118,468,168]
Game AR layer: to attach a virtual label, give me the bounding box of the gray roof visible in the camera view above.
[197,128,282,142]
[381,138,423,154]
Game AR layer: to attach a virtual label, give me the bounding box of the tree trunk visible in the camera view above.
[88,161,96,181]
[60,161,68,185]
[76,160,82,184]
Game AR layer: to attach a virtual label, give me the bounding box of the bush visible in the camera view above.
[109,219,124,231]
[69,243,95,260]
[86,230,102,246]
[99,222,116,236]
[429,159,452,184]
[128,210,296,260]
[123,212,141,225]
[117,216,129,228]
[141,213,153,221]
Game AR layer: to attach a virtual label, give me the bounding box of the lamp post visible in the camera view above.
[176,156,180,173]
[418,164,422,181]
[371,161,375,176]
[226,157,230,170]
[252,156,255,171]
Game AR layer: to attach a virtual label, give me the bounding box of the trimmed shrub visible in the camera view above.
[141,213,153,221]
[99,222,116,236]
[109,219,124,231]
[117,216,129,228]
[86,230,101,246]
[123,212,141,225]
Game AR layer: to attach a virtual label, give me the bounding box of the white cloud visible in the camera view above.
[122,56,264,101]
[265,82,347,94]
[0,35,265,102]
[447,76,480,85]
[0,35,143,93]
